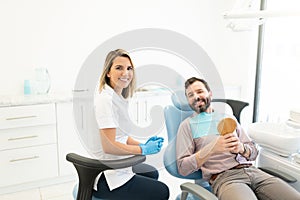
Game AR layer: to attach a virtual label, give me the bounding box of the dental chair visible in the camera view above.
[163,90,249,200]
[163,91,297,200]
[66,153,146,200]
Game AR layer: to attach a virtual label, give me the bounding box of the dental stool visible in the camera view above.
[66,153,146,200]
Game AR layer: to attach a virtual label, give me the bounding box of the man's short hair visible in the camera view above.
[184,77,211,92]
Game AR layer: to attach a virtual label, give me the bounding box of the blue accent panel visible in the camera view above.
[190,112,226,138]
[163,105,203,180]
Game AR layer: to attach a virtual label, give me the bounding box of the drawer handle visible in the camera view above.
[8,135,38,141]
[10,156,39,163]
[6,115,37,121]
[72,89,89,92]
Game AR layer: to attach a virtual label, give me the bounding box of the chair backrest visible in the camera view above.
[163,90,249,182]
[163,105,200,179]
[211,99,249,123]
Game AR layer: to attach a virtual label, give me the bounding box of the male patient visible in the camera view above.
[176,77,300,200]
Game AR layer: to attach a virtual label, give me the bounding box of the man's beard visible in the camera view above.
[192,96,211,113]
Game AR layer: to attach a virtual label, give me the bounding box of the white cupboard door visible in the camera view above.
[129,96,147,127]
[0,125,56,151]
[0,104,56,129]
[56,102,89,176]
[129,91,172,140]
[0,144,58,187]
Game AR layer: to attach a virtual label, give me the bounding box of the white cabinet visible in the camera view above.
[0,144,58,187]
[72,91,101,158]
[0,104,58,187]
[0,91,172,191]
[129,91,171,126]
[129,90,172,138]
[56,102,89,176]
[0,98,98,193]
[128,90,172,170]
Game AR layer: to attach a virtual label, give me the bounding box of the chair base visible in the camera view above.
[73,183,108,200]
[176,193,202,200]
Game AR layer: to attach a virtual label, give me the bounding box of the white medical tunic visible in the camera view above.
[93,84,134,191]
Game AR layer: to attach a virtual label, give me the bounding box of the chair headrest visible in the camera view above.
[171,90,193,111]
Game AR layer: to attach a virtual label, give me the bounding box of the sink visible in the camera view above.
[248,122,300,157]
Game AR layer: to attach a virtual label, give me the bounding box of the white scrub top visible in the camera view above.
[93,84,134,191]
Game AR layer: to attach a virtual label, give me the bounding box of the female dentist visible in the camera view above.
[93,49,170,200]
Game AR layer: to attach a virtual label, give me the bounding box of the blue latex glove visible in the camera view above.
[139,140,162,155]
[145,136,164,148]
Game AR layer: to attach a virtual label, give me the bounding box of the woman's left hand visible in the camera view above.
[145,136,164,148]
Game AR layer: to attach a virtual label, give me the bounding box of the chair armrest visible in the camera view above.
[66,153,146,170]
[258,167,297,183]
[67,153,146,200]
[180,182,218,200]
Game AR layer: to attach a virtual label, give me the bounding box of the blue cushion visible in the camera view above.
[171,90,193,111]
[175,193,202,200]
[163,104,202,180]
[164,92,213,198]
[163,138,203,180]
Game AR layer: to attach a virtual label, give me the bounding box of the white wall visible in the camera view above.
[0,0,259,120]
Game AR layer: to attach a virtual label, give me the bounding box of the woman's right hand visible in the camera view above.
[145,136,164,148]
[139,140,162,155]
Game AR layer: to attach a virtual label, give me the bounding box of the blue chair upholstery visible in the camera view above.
[163,91,249,200]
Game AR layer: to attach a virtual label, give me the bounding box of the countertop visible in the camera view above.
[0,93,72,107]
[0,89,172,107]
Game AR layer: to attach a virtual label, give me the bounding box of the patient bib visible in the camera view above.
[189,112,227,138]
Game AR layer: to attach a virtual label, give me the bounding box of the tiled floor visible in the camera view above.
[0,171,187,200]
[0,148,189,200]
[0,181,75,200]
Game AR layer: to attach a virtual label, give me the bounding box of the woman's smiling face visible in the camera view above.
[107,56,133,95]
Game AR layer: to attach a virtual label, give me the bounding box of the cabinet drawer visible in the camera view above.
[0,144,58,187]
[0,125,56,151]
[0,104,56,129]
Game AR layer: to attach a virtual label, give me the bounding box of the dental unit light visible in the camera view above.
[223,10,300,19]
[223,0,300,31]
